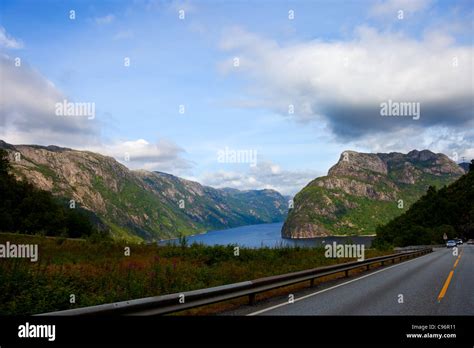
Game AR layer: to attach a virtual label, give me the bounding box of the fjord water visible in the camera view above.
[160,223,374,248]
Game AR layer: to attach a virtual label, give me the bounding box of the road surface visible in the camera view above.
[247,245,473,315]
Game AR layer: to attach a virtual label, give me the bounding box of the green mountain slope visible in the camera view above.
[0,140,287,241]
[0,149,97,238]
[136,170,288,231]
[373,162,473,247]
[282,150,464,238]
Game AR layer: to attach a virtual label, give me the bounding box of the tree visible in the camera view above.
[0,148,96,237]
[373,169,474,247]
[0,149,10,175]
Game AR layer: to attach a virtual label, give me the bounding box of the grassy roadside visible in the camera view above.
[0,233,391,315]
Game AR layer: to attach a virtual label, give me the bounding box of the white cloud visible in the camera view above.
[95,14,115,25]
[200,161,322,196]
[0,26,23,49]
[0,55,191,174]
[93,138,192,173]
[0,55,99,147]
[218,26,473,155]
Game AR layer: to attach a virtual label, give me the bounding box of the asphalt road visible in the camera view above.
[247,245,473,315]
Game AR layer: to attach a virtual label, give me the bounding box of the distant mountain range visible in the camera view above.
[0,140,288,242]
[282,150,466,238]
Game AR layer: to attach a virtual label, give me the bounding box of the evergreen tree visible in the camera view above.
[373,169,474,248]
[0,149,96,237]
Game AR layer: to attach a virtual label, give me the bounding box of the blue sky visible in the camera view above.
[0,0,473,195]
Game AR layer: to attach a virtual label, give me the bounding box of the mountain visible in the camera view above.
[0,141,288,242]
[373,161,474,247]
[282,150,465,238]
[0,148,97,238]
[136,170,288,229]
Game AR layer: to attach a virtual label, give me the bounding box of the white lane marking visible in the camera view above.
[247,251,439,316]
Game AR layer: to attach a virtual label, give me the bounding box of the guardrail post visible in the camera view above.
[381,260,385,266]
[310,278,315,287]
[366,264,370,270]
[345,270,349,277]
[249,293,256,306]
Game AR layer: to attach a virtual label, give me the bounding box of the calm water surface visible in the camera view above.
[159,222,374,248]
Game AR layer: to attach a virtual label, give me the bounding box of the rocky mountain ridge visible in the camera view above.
[0,140,288,242]
[282,150,465,238]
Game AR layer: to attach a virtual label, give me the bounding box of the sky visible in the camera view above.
[0,0,473,195]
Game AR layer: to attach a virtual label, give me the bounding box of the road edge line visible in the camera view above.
[247,250,434,316]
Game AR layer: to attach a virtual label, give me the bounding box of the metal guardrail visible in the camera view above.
[38,248,432,316]
[394,244,444,251]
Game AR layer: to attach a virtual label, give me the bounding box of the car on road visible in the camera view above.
[467,239,474,245]
[446,240,457,248]
[455,239,463,245]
